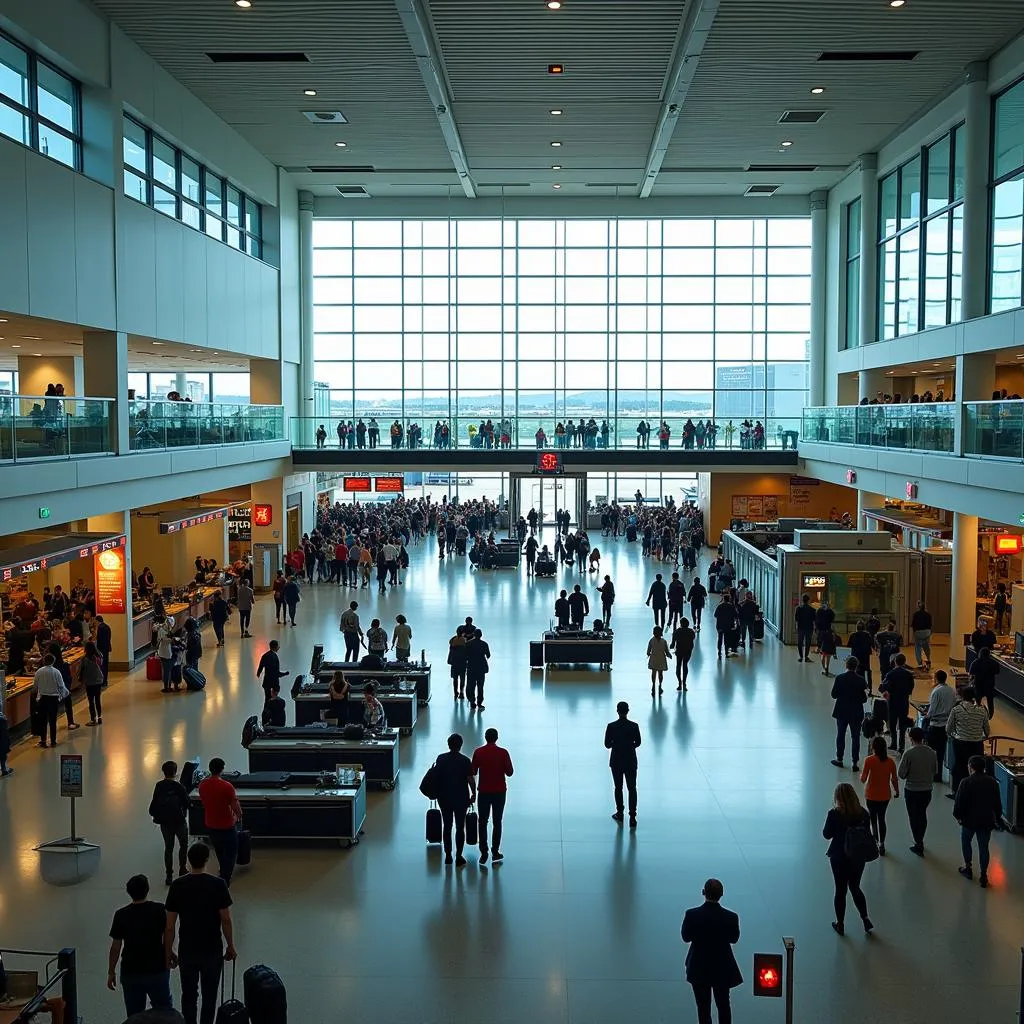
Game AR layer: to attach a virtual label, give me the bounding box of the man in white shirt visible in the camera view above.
[925,669,956,783]
[382,540,399,588]
[33,653,66,748]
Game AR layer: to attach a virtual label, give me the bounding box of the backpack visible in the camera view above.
[149,783,183,825]
[844,821,879,864]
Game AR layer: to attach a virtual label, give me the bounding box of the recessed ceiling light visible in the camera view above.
[32,353,42,357]
[10,345,19,349]
[303,89,317,97]
[551,141,562,147]
[551,164,562,170]
[550,108,563,115]
[548,64,564,74]
[234,0,252,7]
[552,183,561,189]
[152,341,164,346]
[547,1,561,8]
[889,0,905,6]
[21,336,41,340]
[0,318,7,323]
[781,140,794,147]
[335,141,347,148]
[810,86,825,95]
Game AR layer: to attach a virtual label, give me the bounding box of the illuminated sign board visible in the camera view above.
[343,477,371,493]
[0,534,127,582]
[253,503,273,526]
[374,477,404,493]
[95,546,127,615]
[801,575,827,589]
[160,508,227,535]
[536,451,563,475]
[995,535,1023,555]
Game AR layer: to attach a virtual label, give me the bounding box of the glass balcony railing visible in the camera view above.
[964,401,1024,459]
[129,400,285,451]
[0,394,114,462]
[291,416,802,452]
[802,404,956,454]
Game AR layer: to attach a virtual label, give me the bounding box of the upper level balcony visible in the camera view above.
[129,399,285,451]
[0,394,115,462]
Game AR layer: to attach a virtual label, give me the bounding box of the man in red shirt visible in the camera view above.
[471,728,514,863]
[197,758,243,886]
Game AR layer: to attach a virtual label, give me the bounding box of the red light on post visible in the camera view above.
[752,953,783,997]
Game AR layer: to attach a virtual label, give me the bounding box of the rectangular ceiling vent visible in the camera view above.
[308,165,375,173]
[336,185,370,198]
[302,110,348,124]
[586,182,638,188]
[817,50,919,62]
[744,184,781,197]
[779,110,826,124]
[206,52,310,63]
[747,163,818,172]
[477,183,530,188]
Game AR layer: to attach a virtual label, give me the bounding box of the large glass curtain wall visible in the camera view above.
[312,217,810,443]
[992,77,1024,313]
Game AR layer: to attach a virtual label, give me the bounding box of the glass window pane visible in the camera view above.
[226,186,242,227]
[879,173,898,238]
[182,202,201,230]
[991,175,1024,313]
[879,239,897,341]
[0,37,29,107]
[205,173,224,215]
[181,157,201,203]
[226,226,242,250]
[124,169,147,203]
[0,100,28,144]
[846,200,861,259]
[205,215,223,241]
[153,186,176,219]
[897,226,920,334]
[994,80,1024,181]
[38,124,75,167]
[899,156,921,227]
[926,134,950,214]
[123,116,147,172]
[245,198,260,236]
[36,64,75,131]
[152,137,177,191]
[952,124,965,201]
[846,258,860,347]
[950,204,963,322]
[923,213,950,328]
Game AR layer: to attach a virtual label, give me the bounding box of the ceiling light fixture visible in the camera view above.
[21,336,41,340]
[551,164,561,170]
[0,318,7,322]
[303,89,317,96]
[32,353,42,357]
[10,345,19,349]
[548,64,564,74]
[152,341,164,346]
[810,86,825,94]
[234,0,252,7]
[550,108,563,115]
[781,140,794,147]
[335,141,347,147]
[889,0,905,6]
[553,183,562,189]
[550,141,562,147]
[547,1,562,8]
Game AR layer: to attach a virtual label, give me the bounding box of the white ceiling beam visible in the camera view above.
[394,0,476,199]
[638,0,721,199]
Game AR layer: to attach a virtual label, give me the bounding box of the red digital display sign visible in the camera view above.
[253,503,273,526]
[374,477,404,493]
[995,535,1023,555]
[343,477,372,493]
[536,451,563,474]
[160,508,227,535]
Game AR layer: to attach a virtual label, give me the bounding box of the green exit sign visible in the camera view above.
[1019,513,1024,526]
[38,507,50,520]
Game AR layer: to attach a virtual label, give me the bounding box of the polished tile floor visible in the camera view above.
[3,533,1024,1023]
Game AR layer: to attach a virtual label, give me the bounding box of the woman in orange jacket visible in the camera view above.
[860,735,899,855]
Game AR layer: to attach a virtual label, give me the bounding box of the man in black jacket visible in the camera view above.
[554,590,570,629]
[687,576,707,631]
[830,657,869,770]
[96,614,113,684]
[261,684,287,728]
[880,653,916,753]
[148,760,190,886]
[794,593,817,663]
[954,754,1003,888]
[604,701,641,828]
[465,629,491,711]
[568,584,589,628]
[681,878,742,1024]
[646,573,668,628]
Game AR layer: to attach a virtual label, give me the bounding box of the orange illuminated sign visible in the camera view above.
[995,535,1023,554]
[95,546,127,615]
[374,477,404,493]
[253,503,273,526]
[343,477,371,493]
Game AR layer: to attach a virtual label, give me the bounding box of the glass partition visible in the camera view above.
[0,394,113,461]
[128,400,284,451]
[802,404,954,453]
[964,401,1024,459]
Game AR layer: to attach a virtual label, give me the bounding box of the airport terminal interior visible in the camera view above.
[7,0,1024,1022]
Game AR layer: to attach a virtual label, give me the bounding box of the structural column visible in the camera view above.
[808,190,828,406]
[961,61,991,322]
[82,331,129,454]
[858,153,880,348]
[953,351,997,454]
[298,190,316,448]
[858,368,888,402]
[950,513,980,651]
[857,490,886,530]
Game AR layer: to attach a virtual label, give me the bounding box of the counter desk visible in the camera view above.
[541,631,613,670]
[317,662,431,705]
[246,728,401,789]
[964,649,1024,712]
[4,645,86,732]
[188,771,366,847]
[294,688,418,733]
[131,588,222,655]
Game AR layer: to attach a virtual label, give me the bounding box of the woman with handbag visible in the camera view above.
[822,783,875,936]
[81,641,105,726]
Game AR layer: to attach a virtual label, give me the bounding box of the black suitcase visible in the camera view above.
[871,698,888,721]
[236,828,252,867]
[465,810,479,847]
[529,641,545,669]
[751,615,764,641]
[243,964,287,1024]
[184,666,206,691]
[426,806,442,844]
[626,525,637,542]
[216,963,248,1024]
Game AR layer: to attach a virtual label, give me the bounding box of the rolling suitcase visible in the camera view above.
[236,828,252,867]
[146,656,163,681]
[426,804,442,844]
[751,614,764,642]
[626,524,637,542]
[216,963,248,1024]
[465,810,479,847]
[529,641,545,669]
[183,666,206,691]
[243,964,287,1024]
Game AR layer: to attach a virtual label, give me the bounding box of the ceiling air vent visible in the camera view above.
[336,186,370,198]
[747,164,818,172]
[302,110,348,124]
[817,50,919,62]
[779,110,826,124]
[585,182,639,188]
[206,52,310,63]
[308,165,375,173]
[744,184,781,197]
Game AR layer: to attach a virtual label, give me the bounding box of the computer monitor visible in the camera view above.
[1015,632,1024,659]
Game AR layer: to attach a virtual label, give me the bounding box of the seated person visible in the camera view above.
[537,545,553,564]
[592,618,613,635]
[261,684,287,728]
[328,670,350,725]
[362,682,387,734]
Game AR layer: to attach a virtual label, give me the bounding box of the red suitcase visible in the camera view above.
[146,656,163,681]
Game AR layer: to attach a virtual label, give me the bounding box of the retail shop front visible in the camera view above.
[1,531,129,732]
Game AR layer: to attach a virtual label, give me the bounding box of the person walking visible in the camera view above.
[823,783,874,936]
[713,593,738,659]
[107,874,172,1017]
[946,685,990,795]
[879,653,915,753]
[471,727,514,864]
[671,617,695,692]
[164,842,236,1024]
[196,758,242,887]
[898,727,937,856]
[954,754,1004,888]
[911,600,933,670]
[256,640,289,706]
[96,614,113,684]
[271,570,286,624]
[209,591,230,648]
[875,620,903,678]
[647,625,670,696]
[924,669,955,783]
[680,878,742,1024]
[156,616,179,693]
[434,733,476,866]
[523,533,538,577]
[568,584,589,628]
[597,575,615,624]
[340,601,364,662]
[235,580,254,639]
[392,614,413,662]
[646,573,668,628]
[970,646,1000,719]
[667,572,686,629]
[465,628,491,710]
[687,576,707,631]
[32,653,66,748]
[795,593,817,663]
[860,736,899,855]
[818,620,838,677]
[282,574,301,627]
[604,701,641,828]
[847,621,876,687]
[448,625,468,700]
[81,640,105,726]
[830,657,868,770]
[149,760,189,885]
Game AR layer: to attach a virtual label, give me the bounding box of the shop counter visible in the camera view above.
[246,730,400,789]
[132,589,221,654]
[3,646,85,732]
[294,689,418,733]
[542,630,613,669]
[188,772,366,847]
[317,662,431,705]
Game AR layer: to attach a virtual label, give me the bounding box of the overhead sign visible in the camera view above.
[228,505,251,542]
[343,477,371,493]
[0,534,126,583]
[536,451,563,475]
[60,754,83,798]
[160,508,228,535]
[995,535,1023,555]
[802,574,827,588]
[253,503,273,527]
[374,476,404,493]
[95,546,127,615]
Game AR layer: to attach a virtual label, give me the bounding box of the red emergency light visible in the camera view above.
[752,953,783,997]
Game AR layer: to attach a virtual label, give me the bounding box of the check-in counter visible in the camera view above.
[317,662,431,705]
[294,688,418,733]
[131,588,221,655]
[246,728,401,789]
[542,630,613,669]
[4,644,86,732]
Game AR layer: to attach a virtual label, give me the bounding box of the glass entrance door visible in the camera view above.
[524,477,579,527]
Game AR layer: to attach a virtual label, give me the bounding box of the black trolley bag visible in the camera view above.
[243,963,287,1024]
[216,962,248,1024]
